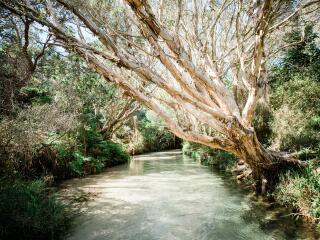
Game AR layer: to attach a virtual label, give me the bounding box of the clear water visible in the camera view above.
[59,150,319,240]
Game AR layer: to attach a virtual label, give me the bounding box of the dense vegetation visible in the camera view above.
[270,25,320,222]
[270,25,320,157]
[0,12,178,239]
[0,0,319,238]
[0,51,176,239]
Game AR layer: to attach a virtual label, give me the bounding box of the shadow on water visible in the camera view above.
[209,165,320,240]
[59,150,320,240]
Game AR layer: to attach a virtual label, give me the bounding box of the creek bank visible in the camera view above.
[182,141,320,226]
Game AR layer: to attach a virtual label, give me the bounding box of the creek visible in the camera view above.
[59,150,319,240]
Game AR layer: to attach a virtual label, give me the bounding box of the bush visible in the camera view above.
[69,150,95,176]
[270,77,320,152]
[96,140,130,166]
[0,105,131,179]
[139,122,177,152]
[269,25,320,159]
[115,111,180,154]
[0,104,77,178]
[67,140,130,177]
[0,179,68,240]
[182,141,236,170]
[65,116,130,177]
[274,163,320,221]
[19,85,53,106]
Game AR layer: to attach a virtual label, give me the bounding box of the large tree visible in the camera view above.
[1,0,319,192]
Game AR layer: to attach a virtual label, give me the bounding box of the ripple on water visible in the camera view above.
[59,150,320,240]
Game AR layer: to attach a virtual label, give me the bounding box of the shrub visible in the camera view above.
[67,141,130,177]
[269,26,320,159]
[274,163,320,221]
[69,150,92,176]
[0,179,68,240]
[116,109,180,154]
[182,141,236,170]
[270,77,320,152]
[96,140,130,166]
[139,123,177,152]
[19,85,53,105]
[0,104,77,178]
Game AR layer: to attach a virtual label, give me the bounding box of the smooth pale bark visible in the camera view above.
[100,99,139,139]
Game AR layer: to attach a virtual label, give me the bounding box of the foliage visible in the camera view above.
[182,141,236,170]
[116,109,180,154]
[43,110,131,178]
[253,100,272,146]
[274,162,320,221]
[138,119,177,152]
[270,101,320,155]
[0,11,51,116]
[67,140,129,177]
[20,85,53,105]
[0,92,130,180]
[0,104,76,178]
[64,109,130,177]
[269,25,320,157]
[40,53,137,138]
[0,179,68,240]
[0,50,135,179]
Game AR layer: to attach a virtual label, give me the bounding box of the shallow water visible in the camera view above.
[60,150,319,240]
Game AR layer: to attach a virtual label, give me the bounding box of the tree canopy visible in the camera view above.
[1,0,320,191]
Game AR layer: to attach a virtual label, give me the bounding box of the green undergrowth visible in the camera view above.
[51,131,130,178]
[182,141,236,170]
[0,179,68,240]
[0,110,131,239]
[0,108,131,180]
[117,110,181,155]
[69,140,130,177]
[274,160,320,222]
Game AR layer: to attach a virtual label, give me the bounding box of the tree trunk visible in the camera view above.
[234,130,306,193]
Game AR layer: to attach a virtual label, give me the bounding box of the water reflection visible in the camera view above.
[59,150,319,240]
